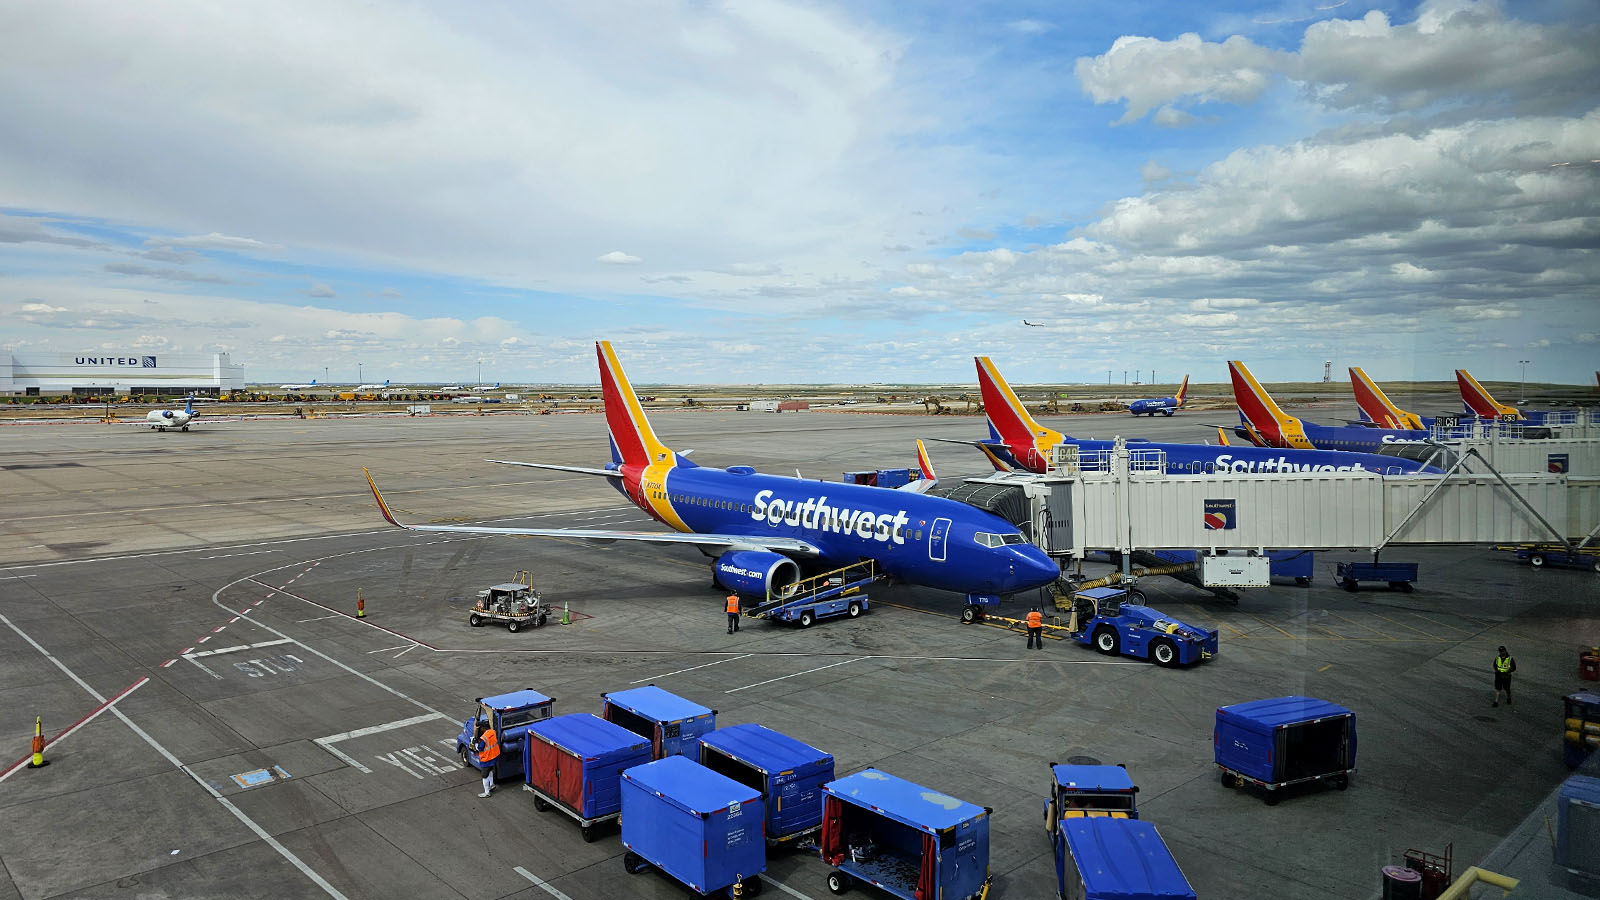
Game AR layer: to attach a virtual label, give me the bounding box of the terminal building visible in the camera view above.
[0,352,246,397]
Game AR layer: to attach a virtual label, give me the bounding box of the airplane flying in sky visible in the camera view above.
[1127,375,1189,417]
[1349,367,1431,431]
[365,342,1061,612]
[1228,360,1430,453]
[279,379,318,391]
[934,358,1436,475]
[145,396,200,432]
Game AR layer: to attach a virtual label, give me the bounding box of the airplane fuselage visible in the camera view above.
[1240,418,1433,455]
[1128,397,1179,416]
[992,433,1435,475]
[611,463,1057,596]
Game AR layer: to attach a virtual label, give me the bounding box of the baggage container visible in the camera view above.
[698,723,834,845]
[1555,773,1600,876]
[1335,560,1419,592]
[820,769,990,900]
[522,713,651,842]
[620,756,765,898]
[1216,695,1356,804]
[1055,817,1196,900]
[601,685,716,759]
[1045,763,1139,837]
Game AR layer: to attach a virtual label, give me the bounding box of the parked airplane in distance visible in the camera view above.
[146,396,200,432]
[1227,361,1429,453]
[1349,368,1430,431]
[279,379,318,391]
[934,358,1436,475]
[364,342,1061,614]
[1128,375,1189,417]
[354,379,390,392]
[1455,369,1570,423]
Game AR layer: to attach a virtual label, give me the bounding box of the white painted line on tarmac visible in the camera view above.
[0,574,37,579]
[631,654,753,684]
[392,645,418,659]
[197,635,212,644]
[197,550,278,560]
[366,644,414,654]
[183,655,222,679]
[0,612,351,900]
[0,677,149,784]
[513,865,576,900]
[312,712,452,774]
[295,614,342,623]
[185,638,293,660]
[760,874,820,900]
[724,657,872,693]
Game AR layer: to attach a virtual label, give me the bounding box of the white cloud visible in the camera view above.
[1076,33,1283,125]
[0,213,103,248]
[304,283,337,297]
[103,262,233,284]
[152,232,281,252]
[596,251,642,265]
[1007,19,1054,35]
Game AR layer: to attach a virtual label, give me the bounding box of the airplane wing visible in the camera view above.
[925,437,1014,472]
[485,459,623,478]
[363,469,821,556]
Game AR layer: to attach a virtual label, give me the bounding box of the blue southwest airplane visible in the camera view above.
[1350,367,1432,431]
[1227,360,1432,454]
[364,341,1060,611]
[1455,368,1569,424]
[1127,375,1189,417]
[935,357,1436,475]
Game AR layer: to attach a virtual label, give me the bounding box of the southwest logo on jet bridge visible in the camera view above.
[750,489,910,544]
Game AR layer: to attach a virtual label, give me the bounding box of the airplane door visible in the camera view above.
[929,518,952,562]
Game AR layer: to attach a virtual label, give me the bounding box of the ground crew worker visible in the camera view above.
[474,722,501,797]
[726,593,741,634]
[1026,606,1044,650]
[1492,645,1516,708]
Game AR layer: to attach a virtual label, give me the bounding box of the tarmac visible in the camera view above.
[2,402,1597,899]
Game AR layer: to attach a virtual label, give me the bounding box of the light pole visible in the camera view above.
[323,366,328,385]
[358,362,363,385]
[1106,370,1111,385]
[477,359,483,390]
[1519,359,1530,404]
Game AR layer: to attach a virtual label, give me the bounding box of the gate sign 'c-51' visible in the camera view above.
[1204,499,1237,530]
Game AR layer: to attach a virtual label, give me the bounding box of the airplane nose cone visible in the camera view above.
[1008,546,1060,592]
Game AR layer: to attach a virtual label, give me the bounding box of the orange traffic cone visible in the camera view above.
[27,716,47,768]
[356,589,366,619]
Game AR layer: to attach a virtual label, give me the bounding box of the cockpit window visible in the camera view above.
[1001,533,1027,545]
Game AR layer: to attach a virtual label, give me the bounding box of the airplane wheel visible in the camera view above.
[847,600,862,618]
[799,611,815,628]
[469,614,483,627]
[1529,554,1545,567]
[960,605,980,624]
[158,426,166,432]
[1094,628,1119,655]
[1151,639,1177,667]
[181,425,188,432]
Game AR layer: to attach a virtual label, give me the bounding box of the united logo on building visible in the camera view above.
[142,356,157,367]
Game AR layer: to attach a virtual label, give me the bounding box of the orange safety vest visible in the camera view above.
[478,728,500,763]
[1026,611,1043,628]
[726,595,740,614]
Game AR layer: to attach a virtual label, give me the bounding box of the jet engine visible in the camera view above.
[714,550,800,599]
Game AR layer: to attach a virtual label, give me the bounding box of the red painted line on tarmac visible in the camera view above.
[0,677,149,780]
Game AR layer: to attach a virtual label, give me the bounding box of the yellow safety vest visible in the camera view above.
[1495,657,1512,674]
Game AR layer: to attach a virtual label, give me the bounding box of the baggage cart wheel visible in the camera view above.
[847,600,862,618]
[1264,791,1280,806]
[538,613,549,626]
[1334,774,1349,791]
[1592,559,1599,574]
[799,611,815,628]
[507,619,521,633]
[739,876,763,897]
[1295,577,1310,586]
[1399,582,1414,593]
[1341,579,1357,593]
[826,870,852,894]
[1220,771,1238,788]
[581,823,599,843]
[533,795,549,812]
[623,851,645,874]
[469,613,483,627]
[960,605,980,624]
[1093,628,1120,655]
[1150,639,1177,667]
[1529,554,1545,567]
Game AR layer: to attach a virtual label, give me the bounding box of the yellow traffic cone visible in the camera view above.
[27,716,47,768]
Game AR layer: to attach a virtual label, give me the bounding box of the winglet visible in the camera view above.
[363,468,406,528]
[916,439,936,481]
[1215,426,1230,447]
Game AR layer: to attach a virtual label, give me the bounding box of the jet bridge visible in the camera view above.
[957,441,1600,571]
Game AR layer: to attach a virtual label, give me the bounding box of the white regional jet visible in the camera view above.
[279,379,318,390]
[146,396,201,432]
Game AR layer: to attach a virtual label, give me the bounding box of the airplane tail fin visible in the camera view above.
[1456,369,1521,420]
[1349,366,1420,429]
[1228,360,1306,447]
[597,341,680,469]
[975,357,1059,449]
[185,396,194,416]
[915,439,936,483]
[1175,374,1189,406]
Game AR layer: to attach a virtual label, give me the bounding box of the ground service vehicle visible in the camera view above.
[601,685,716,759]
[621,756,766,898]
[1335,560,1419,592]
[820,769,990,900]
[1066,587,1217,667]
[1044,763,1139,837]
[1054,817,1196,900]
[523,713,651,842]
[469,582,551,631]
[698,723,834,846]
[454,689,555,782]
[1495,543,1600,572]
[1215,695,1356,804]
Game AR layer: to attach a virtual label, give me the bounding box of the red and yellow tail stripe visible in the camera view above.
[1228,361,1313,449]
[975,357,1061,468]
[1175,374,1189,406]
[1455,368,1523,420]
[595,341,689,531]
[915,439,936,482]
[1349,367,1423,430]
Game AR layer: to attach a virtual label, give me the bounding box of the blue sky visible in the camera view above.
[1,0,1596,385]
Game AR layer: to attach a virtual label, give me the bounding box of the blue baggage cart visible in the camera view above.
[1216,696,1356,804]
[601,685,716,759]
[698,723,834,846]
[1055,817,1196,900]
[820,769,990,900]
[1045,763,1139,838]
[454,689,554,782]
[1335,560,1418,592]
[1556,773,1600,875]
[620,756,765,898]
[522,713,651,842]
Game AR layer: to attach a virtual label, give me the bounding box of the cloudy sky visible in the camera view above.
[2,0,1597,384]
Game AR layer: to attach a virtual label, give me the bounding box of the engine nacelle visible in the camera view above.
[714,550,800,599]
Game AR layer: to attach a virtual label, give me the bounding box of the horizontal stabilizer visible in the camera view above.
[485,459,623,478]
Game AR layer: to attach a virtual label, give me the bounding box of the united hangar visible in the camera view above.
[0,352,246,397]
